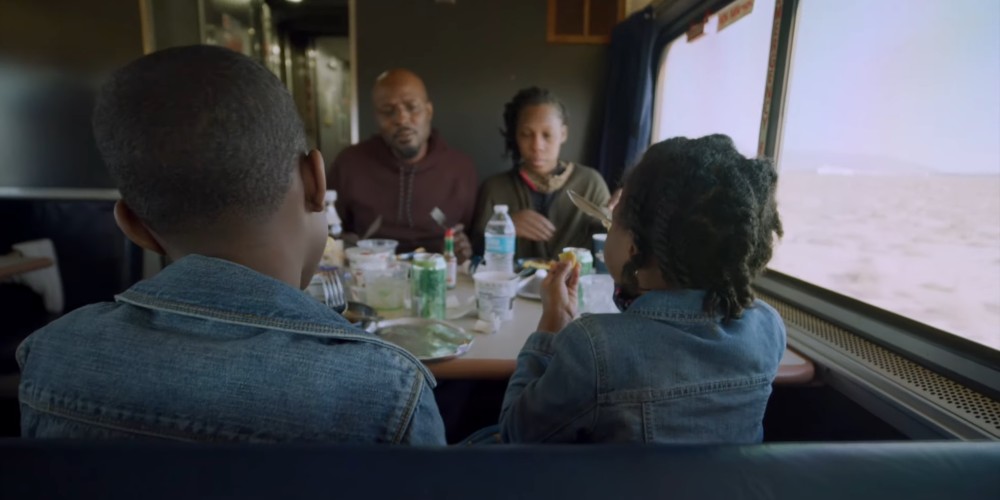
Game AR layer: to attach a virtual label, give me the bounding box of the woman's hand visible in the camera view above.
[511,209,556,242]
[537,260,580,333]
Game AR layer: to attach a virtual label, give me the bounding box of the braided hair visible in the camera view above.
[619,135,783,321]
[500,87,569,167]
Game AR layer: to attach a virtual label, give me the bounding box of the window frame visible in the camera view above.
[650,0,1000,395]
[757,0,1000,392]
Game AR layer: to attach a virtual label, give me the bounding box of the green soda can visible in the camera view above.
[410,253,447,319]
[562,247,594,275]
[562,247,594,311]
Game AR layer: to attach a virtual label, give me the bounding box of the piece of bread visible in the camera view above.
[320,236,344,268]
[522,252,577,272]
[523,260,552,271]
[559,251,577,266]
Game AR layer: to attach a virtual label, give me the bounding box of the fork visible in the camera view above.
[430,207,448,230]
[318,270,347,313]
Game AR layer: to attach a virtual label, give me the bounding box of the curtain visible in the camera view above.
[595,6,658,188]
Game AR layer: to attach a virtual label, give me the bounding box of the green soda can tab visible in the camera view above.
[562,247,594,275]
[411,253,447,320]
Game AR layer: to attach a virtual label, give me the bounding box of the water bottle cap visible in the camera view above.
[494,204,509,214]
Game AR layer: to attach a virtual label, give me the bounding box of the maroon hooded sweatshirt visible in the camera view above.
[328,131,478,253]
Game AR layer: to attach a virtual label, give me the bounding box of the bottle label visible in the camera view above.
[485,234,515,254]
[446,259,457,288]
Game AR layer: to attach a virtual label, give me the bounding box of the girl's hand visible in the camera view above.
[607,188,622,212]
[537,260,580,333]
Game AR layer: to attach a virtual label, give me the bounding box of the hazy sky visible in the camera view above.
[656,0,1000,174]
[655,0,775,156]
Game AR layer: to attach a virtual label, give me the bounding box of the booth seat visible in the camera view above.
[0,440,996,499]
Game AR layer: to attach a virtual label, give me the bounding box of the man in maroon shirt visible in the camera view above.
[328,69,476,260]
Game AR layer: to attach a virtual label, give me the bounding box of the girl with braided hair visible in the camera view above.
[472,87,611,259]
[499,135,787,444]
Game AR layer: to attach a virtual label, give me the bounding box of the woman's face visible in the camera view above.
[603,195,635,287]
[516,104,567,175]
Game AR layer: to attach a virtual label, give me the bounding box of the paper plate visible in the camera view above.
[374,318,475,362]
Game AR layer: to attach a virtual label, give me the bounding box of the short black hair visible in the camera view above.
[620,135,783,321]
[92,45,306,234]
[500,86,568,167]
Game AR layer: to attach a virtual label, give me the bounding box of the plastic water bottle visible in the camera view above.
[324,190,342,237]
[484,204,516,274]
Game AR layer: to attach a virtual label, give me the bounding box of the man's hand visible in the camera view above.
[537,260,580,333]
[451,224,473,264]
[511,209,556,242]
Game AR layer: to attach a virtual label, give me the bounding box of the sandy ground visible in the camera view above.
[769,171,1000,351]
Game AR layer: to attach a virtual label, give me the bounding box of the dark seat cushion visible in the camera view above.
[0,284,47,374]
[0,441,996,499]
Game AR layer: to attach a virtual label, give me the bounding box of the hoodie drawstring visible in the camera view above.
[397,164,416,228]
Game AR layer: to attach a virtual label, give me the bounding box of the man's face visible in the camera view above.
[373,83,433,161]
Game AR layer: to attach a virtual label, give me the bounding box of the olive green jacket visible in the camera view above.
[473,163,611,260]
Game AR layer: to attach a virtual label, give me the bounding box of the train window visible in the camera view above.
[651,0,776,156]
[769,0,1000,351]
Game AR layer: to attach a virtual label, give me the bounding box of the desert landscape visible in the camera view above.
[770,170,1000,351]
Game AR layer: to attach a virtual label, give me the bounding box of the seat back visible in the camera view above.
[0,441,996,499]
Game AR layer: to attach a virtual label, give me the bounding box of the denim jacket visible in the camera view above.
[17,255,445,444]
[500,290,786,444]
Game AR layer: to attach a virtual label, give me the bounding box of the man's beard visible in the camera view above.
[391,128,422,159]
[394,143,421,160]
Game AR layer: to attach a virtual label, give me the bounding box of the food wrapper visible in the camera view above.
[321,236,345,268]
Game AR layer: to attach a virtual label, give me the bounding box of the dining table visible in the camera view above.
[421,273,815,385]
[0,254,53,281]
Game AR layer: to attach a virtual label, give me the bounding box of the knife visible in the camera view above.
[360,215,383,240]
[567,190,611,230]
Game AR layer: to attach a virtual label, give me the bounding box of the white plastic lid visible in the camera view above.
[324,190,337,203]
[493,204,509,214]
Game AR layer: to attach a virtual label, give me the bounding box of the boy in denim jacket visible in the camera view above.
[17,46,445,444]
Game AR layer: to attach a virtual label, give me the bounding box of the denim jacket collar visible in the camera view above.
[116,255,435,381]
[625,289,722,322]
